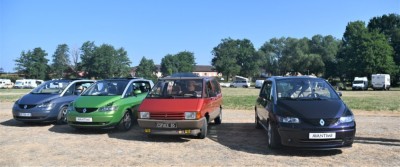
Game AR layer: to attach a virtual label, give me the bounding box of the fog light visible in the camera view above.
[184,130,191,134]
[144,129,151,133]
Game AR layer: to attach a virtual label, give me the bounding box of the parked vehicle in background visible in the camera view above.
[67,78,154,131]
[137,73,223,139]
[0,79,13,88]
[255,76,355,149]
[255,80,265,88]
[371,74,390,90]
[219,82,231,87]
[230,76,250,88]
[352,77,368,90]
[12,79,94,124]
[14,79,44,89]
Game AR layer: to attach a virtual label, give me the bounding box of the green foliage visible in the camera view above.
[14,47,49,80]
[211,38,258,80]
[337,21,396,81]
[51,44,70,78]
[80,42,131,79]
[136,56,158,82]
[160,51,196,76]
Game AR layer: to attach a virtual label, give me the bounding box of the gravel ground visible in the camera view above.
[0,102,399,166]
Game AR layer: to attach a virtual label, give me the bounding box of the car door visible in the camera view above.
[256,80,273,126]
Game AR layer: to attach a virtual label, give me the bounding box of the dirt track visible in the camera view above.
[0,102,399,166]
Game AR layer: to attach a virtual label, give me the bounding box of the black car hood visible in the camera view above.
[277,99,346,119]
[17,93,60,105]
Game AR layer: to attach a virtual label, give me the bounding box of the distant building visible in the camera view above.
[131,65,221,78]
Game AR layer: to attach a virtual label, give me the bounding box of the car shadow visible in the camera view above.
[207,123,342,156]
[354,136,400,147]
[0,119,52,127]
[47,121,191,143]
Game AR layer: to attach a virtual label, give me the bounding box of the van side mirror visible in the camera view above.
[337,92,342,97]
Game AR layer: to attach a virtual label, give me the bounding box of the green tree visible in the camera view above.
[258,37,286,75]
[338,21,396,81]
[14,47,49,80]
[80,41,97,79]
[160,51,196,76]
[212,38,241,80]
[51,44,70,78]
[135,56,158,81]
[113,48,132,78]
[309,35,341,78]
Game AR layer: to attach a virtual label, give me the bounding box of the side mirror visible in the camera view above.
[337,92,342,97]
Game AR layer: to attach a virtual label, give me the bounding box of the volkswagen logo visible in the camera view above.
[83,108,87,113]
[24,105,27,109]
[319,119,325,126]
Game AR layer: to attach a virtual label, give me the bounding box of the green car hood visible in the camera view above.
[74,96,121,108]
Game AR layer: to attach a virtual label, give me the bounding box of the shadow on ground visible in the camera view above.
[355,136,400,147]
[0,118,52,127]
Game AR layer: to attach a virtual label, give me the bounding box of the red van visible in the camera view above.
[137,74,223,139]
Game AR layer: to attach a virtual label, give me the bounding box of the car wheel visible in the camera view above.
[56,106,68,125]
[267,121,281,149]
[255,112,261,129]
[214,109,222,125]
[118,111,133,131]
[198,118,208,139]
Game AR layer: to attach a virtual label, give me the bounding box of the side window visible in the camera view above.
[260,81,272,101]
[212,79,221,94]
[206,81,215,97]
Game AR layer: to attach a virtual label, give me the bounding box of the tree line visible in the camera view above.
[13,13,400,84]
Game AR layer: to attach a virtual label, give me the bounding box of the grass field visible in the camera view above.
[1,88,400,112]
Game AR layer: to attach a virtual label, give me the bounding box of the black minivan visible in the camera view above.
[255,76,356,149]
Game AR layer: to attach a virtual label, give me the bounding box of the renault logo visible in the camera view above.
[24,105,27,109]
[320,119,325,126]
[83,108,87,113]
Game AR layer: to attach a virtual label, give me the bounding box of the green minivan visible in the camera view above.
[66,78,154,131]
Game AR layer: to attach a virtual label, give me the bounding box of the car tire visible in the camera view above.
[255,112,262,129]
[198,118,208,139]
[214,108,222,125]
[118,111,133,131]
[56,106,68,125]
[267,121,281,149]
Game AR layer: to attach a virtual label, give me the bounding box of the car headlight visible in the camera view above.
[37,101,54,109]
[140,112,150,119]
[185,112,197,120]
[99,105,118,112]
[277,116,300,123]
[339,115,354,123]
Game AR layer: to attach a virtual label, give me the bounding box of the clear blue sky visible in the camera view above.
[1,0,399,72]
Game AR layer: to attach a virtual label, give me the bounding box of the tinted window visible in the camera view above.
[260,81,272,101]
[276,78,339,100]
[148,79,203,98]
[83,80,129,96]
[31,80,70,94]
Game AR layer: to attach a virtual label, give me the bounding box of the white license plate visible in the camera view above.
[156,122,177,128]
[19,113,32,117]
[76,117,92,122]
[309,133,336,139]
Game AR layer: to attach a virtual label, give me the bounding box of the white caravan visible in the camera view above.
[0,79,13,88]
[371,74,390,90]
[14,79,44,89]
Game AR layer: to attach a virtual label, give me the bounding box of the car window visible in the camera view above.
[260,81,272,101]
[31,80,70,94]
[125,81,151,97]
[212,79,221,94]
[83,80,129,96]
[276,78,339,100]
[148,79,203,98]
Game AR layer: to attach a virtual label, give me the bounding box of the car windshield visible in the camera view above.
[276,78,339,100]
[353,81,364,84]
[147,79,203,98]
[31,80,70,94]
[82,80,128,96]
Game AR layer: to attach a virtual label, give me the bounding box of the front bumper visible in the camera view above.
[12,105,58,123]
[137,117,206,136]
[67,111,120,129]
[278,124,356,149]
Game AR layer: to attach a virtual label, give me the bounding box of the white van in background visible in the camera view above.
[0,79,13,88]
[14,79,44,89]
[352,77,368,90]
[371,74,390,90]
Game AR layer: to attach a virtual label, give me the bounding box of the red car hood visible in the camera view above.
[139,98,202,112]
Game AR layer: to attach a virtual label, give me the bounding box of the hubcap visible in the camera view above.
[123,113,131,128]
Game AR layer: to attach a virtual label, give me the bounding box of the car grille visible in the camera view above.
[18,104,36,109]
[150,112,185,120]
[305,118,339,126]
[75,108,98,113]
